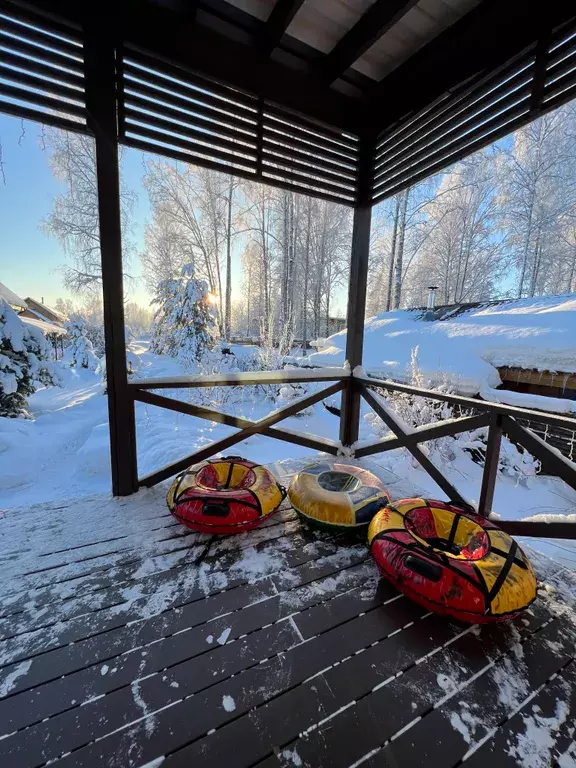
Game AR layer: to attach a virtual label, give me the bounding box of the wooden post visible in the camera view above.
[84,24,138,496]
[477,413,503,516]
[340,139,372,447]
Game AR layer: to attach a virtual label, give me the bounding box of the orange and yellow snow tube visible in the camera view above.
[167,456,285,534]
[288,462,389,531]
[368,498,537,623]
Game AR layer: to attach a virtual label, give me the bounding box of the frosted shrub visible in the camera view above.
[63,315,100,371]
[365,347,459,461]
[0,299,62,418]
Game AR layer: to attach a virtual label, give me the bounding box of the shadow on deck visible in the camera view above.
[1,464,575,768]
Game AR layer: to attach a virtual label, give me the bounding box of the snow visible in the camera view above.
[303,295,576,407]
[1,337,576,569]
[506,699,571,768]
[222,695,236,712]
[216,628,231,645]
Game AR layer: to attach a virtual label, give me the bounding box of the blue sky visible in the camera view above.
[0,113,153,307]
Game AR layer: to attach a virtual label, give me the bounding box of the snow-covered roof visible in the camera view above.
[304,294,576,409]
[0,281,26,310]
[21,316,67,337]
[24,298,67,323]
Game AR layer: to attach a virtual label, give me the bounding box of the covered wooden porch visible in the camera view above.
[2,0,576,765]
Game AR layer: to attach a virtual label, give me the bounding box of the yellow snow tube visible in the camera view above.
[288,462,389,531]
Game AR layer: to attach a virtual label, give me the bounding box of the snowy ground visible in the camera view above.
[1,340,576,566]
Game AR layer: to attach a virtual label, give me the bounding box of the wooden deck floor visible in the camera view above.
[1,463,576,768]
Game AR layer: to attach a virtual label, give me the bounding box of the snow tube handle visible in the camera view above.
[404,554,442,583]
[202,500,230,517]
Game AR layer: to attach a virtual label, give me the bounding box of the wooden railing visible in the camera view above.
[127,368,576,539]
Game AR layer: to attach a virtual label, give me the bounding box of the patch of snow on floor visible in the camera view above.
[217,627,231,645]
[100,664,109,676]
[507,699,570,768]
[449,711,472,744]
[491,655,529,709]
[206,635,214,644]
[131,679,155,737]
[136,758,165,768]
[282,748,303,767]
[0,659,31,697]
[437,673,457,695]
[222,695,236,712]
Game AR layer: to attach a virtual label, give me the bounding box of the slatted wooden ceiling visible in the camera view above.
[223,0,481,83]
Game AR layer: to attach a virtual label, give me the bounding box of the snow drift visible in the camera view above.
[303,294,576,410]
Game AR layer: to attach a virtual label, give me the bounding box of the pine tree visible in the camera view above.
[0,300,62,418]
[150,263,217,365]
[63,315,100,370]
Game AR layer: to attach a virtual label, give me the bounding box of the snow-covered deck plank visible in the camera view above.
[1,474,576,768]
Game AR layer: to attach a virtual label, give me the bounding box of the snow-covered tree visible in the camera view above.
[63,315,100,370]
[42,129,135,295]
[150,263,217,365]
[0,300,62,418]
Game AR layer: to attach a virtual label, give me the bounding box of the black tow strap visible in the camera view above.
[487,540,518,604]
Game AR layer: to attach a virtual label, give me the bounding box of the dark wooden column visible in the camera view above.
[84,24,138,495]
[340,140,373,447]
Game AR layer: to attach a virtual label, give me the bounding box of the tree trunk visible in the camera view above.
[393,188,410,309]
[224,177,233,340]
[302,201,311,355]
[518,190,535,298]
[385,195,401,311]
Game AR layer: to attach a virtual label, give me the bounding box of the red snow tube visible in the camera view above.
[167,456,286,534]
[368,498,537,624]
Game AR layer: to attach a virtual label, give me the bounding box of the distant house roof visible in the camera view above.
[0,281,27,311]
[304,294,576,414]
[24,297,67,325]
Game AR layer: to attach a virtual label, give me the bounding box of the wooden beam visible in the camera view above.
[258,0,306,55]
[340,140,373,446]
[502,416,576,493]
[498,520,576,540]
[130,368,349,390]
[84,21,138,496]
[477,414,503,517]
[361,386,467,504]
[355,413,490,458]
[316,0,419,85]
[356,374,576,431]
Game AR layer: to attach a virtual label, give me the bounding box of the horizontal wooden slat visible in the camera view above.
[0,14,82,57]
[371,107,530,202]
[358,374,576,430]
[124,94,257,145]
[264,102,358,149]
[373,73,532,181]
[124,60,258,121]
[125,107,257,156]
[126,122,258,168]
[262,131,357,177]
[0,48,84,87]
[262,157,356,199]
[0,62,84,100]
[373,99,530,195]
[264,113,358,162]
[130,368,350,389]
[0,98,88,132]
[262,145,357,186]
[0,30,84,73]
[126,47,258,110]
[0,80,86,117]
